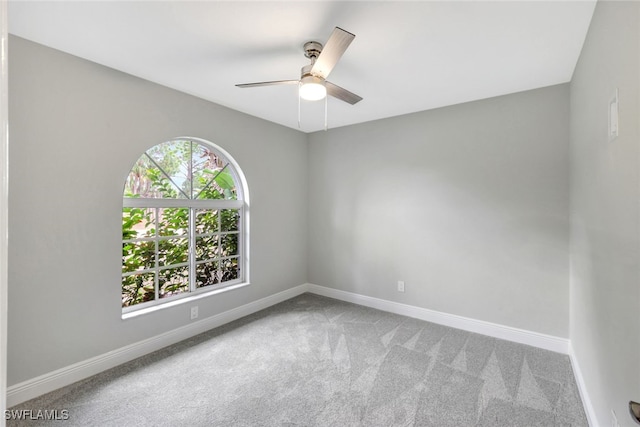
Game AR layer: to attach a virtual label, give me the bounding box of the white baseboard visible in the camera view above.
[7,284,308,408]
[306,283,570,354]
[568,343,598,427]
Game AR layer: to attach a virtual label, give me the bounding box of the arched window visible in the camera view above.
[122,138,248,313]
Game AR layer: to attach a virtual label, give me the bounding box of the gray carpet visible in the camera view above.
[8,293,588,426]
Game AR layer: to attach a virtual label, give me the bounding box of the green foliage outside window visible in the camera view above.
[122,140,242,308]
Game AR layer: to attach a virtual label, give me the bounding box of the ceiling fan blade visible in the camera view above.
[326,81,362,105]
[236,80,298,88]
[310,27,355,79]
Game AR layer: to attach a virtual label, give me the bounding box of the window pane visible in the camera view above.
[158,238,188,267]
[196,261,220,288]
[158,208,188,237]
[122,240,155,274]
[192,143,238,200]
[124,155,155,198]
[192,144,225,199]
[122,272,155,307]
[196,165,237,200]
[220,257,240,282]
[146,141,191,198]
[217,168,239,200]
[122,207,156,240]
[220,209,239,232]
[220,233,239,257]
[195,259,238,287]
[195,235,218,261]
[191,142,209,189]
[124,154,185,199]
[195,209,218,235]
[159,266,189,299]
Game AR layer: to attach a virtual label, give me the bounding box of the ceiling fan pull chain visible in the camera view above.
[324,94,328,131]
[298,82,302,129]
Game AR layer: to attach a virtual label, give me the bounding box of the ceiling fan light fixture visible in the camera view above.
[299,75,326,101]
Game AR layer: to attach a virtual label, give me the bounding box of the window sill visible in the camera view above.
[121,281,251,320]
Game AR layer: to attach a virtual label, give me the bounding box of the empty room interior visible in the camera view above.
[2,0,640,426]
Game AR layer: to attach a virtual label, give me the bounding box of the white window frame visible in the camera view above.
[122,137,249,316]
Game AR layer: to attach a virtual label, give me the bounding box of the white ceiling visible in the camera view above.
[8,1,596,133]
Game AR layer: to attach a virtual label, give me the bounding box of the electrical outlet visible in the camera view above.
[397,281,405,292]
[190,306,198,320]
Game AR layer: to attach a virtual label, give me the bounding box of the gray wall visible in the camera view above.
[308,84,570,337]
[569,2,640,426]
[7,36,308,385]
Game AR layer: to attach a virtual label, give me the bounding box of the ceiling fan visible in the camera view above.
[236,27,363,105]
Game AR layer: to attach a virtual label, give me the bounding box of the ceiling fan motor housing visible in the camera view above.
[303,41,323,60]
[300,64,324,81]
